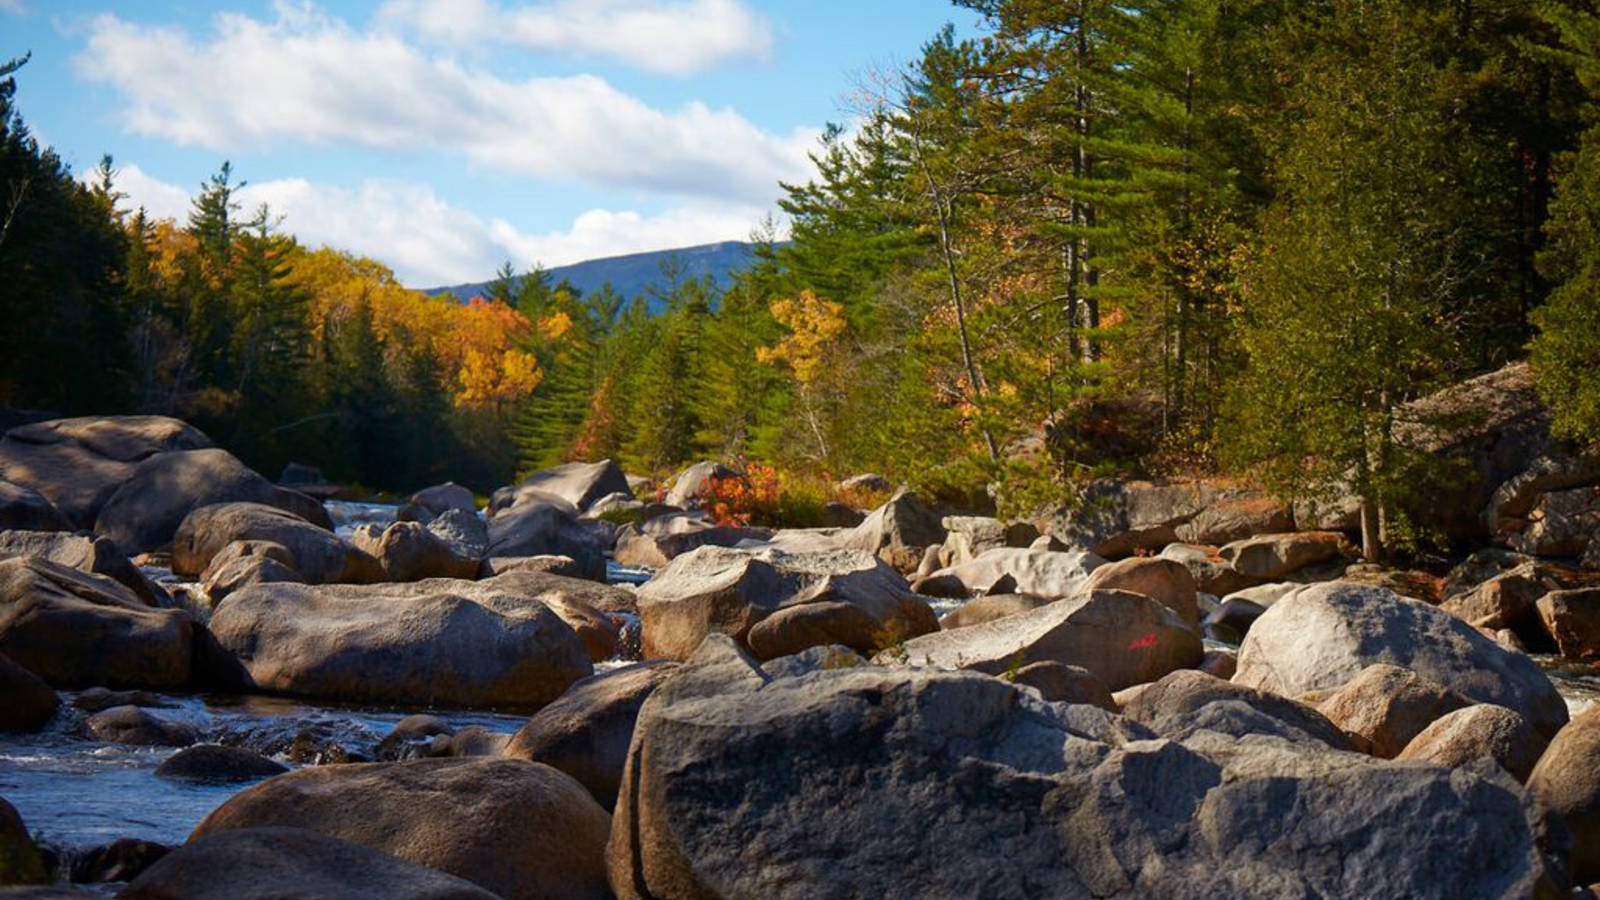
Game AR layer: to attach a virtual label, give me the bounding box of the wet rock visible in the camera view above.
[67,838,168,884]
[893,589,1203,691]
[937,593,1053,630]
[208,578,592,709]
[609,635,1548,900]
[121,827,501,900]
[485,492,607,581]
[93,447,330,556]
[81,705,198,747]
[1529,707,1600,883]
[1311,664,1471,757]
[1008,661,1115,709]
[174,503,379,584]
[0,653,56,732]
[0,415,212,530]
[193,759,612,900]
[842,492,946,572]
[0,557,192,689]
[915,546,1105,599]
[0,797,46,885]
[1080,556,1199,626]
[1236,581,1568,738]
[1396,704,1548,782]
[636,546,937,661]
[1118,669,1353,749]
[662,461,741,510]
[397,482,475,525]
[156,744,288,783]
[505,661,678,809]
[0,530,168,607]
[0,480,69,533]
[1218,531,1348,579]
[71,687,169,713]
[199,540,303,604]
[426,508,489,559]
[375,715,454,761]
[1536,588,1600,659]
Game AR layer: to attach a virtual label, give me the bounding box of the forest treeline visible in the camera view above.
[4,0,1600,558]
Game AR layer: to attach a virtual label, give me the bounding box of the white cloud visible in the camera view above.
[0,0,25,15]
[109,165,772,287]
[71,5,816,205]
[375,0,773,76]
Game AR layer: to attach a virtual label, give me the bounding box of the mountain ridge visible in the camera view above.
[422,240,770,306]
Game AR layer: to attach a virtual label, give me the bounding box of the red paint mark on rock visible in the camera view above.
[1127,633,1158,652]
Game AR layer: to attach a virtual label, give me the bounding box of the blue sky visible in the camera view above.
[2,0,978,285]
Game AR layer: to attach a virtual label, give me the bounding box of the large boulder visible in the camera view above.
[504,661,679,809]
[0,415,212,529]
[1174,494,1292,545]
[939,516,1036,567]
[0,530,168,606]
[360,521,480,582]
[1508,485,1600,558]
[1397,704,1548,782]
[0,653,56,732]
[1529,708,1600,884]
[635,546,937,661]
[1536,588,1600,659]
[81,705,199,747]
[937,593,1054,630]
[915,546,1105,599]
[1235,581,1568,737]
[1038,479,1279,558]
[893,589,1203,691]
[1441,560,1566,647]
[662,461,741,510]
[843,492,946,572]
[1311,664,1472,758]
[1218,531,1348,580]
[155,744,289,783]
[199,540,303,605]
[1117,669,1354,749]
[0,557,192,688]
[1080,556,1199,625]
[0,480,69,533]
[0,797,46,886]
[173,502,380,583]
[207,577,592,708]
[398,482,476,525]
[516,461,633,514]
[192,759,612,900]
[485,493,607,581]
[93,447,330,556]
[609,635,1555,900]
[1486,447,1600,542]
[121,827,502,900]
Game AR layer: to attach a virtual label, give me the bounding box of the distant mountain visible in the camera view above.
[423,240,770,310]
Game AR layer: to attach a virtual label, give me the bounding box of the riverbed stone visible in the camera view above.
[1118,669,1353,749]
[200,540,302,604]
[156,744,288,783]
[662,461,741,510]
[636,546,936,661]
[1311,664,1471,757]
[1080,556,1199,626]
[1441,560,1563,647]
[1536,588,1600,659]
[608,635,1553,900]
[0,653,56,732]
[1397,704,1548,782]
[1008,661,1116,709]
[843,492,946,572]
[893,589,1203,691]
[207,576,592,708]
[517,461,633,514]
[0,557,192,689]
[0,481,69,533]
[82,705,198,747]
[174,503,380,584]
[0,416,212,530]
[0,797,46,886]
[93,447,330,556]
[915,546,1106,599]
[485,492,607,581]
[1219,531,1348,579]
[193,759,611,900]
[425,508,489,559]
[398,482,476,525]
[68,837,169,885]
[505,661,679,809]
[367,521,480,582]
[122,827,501,900]
[1235,581,1568,738]
[1529,707,1600,883]
[0,530,169,607]
[612,513,767,568]
[937,593,1053,630]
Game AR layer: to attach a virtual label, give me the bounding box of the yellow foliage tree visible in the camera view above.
[758,290,849,461]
